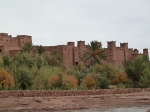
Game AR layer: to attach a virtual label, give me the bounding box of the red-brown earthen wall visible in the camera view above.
[0,33,32,56]
[0,88,149,98]
[0,33,148,67]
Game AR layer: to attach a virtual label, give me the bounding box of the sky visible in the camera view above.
[0,0,150,53]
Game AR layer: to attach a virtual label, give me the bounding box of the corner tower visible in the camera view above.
[143,48,148,55]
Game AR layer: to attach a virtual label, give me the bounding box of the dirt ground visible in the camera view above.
[0,91,150,112]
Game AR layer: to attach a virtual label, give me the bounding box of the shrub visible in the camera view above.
[48,75,59,89]
[139,72,150,88]
[124,82,134,88]
[117,83,125,88]
[78,84,87,90]
[112,72,128,85]
[32,73,48,90]
[62,75,78,90]
[0,69,14,90]
[82,74,95,89]
[94,62,117,80]
[95,75,110,89]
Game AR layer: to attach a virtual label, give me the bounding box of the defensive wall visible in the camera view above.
[0,88,150,97]
[0,32,149,67]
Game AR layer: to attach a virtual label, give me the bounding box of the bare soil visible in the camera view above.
[0,91,150,111]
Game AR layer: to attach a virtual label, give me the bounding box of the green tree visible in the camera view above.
[2,54,10,68]
[46,51,62,67]
[14,52,35,68]
[94,62,117,80]
[124,56,149,87]
[139,71,150,88]
[15,66,32,90]
[36,56,45,70]
[83,41,106,66]
[21,42,33,53]
[34,45,45,55]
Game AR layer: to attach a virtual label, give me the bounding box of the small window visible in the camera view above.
[0,49,1,52]
[110,49,111,51]
[75,62,78,65]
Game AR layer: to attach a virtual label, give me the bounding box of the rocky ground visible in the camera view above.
[0,91,150,112]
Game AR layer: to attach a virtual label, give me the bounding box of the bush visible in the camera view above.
[48,75,59,89]
[139,72,150,88]
[78,84,87,90]
[62,75,78,90]
[112,72,128,85]
[124,82,134,88]
[82,74,95,89]
[0,69,14,90]
[32,73,48,90]
[117,83,125,88]
[95,75,110,89]
[94,62,117,80]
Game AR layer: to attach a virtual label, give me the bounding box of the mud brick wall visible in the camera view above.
[0,88,150,98]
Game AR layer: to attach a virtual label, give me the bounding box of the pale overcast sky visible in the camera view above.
[0,0,150,53]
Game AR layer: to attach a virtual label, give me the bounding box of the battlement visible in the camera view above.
[0,33,8,36]
[0,32,149,67]
[143,48,148,55]
[120,43,128,50]
[108,41,116,42]
[107,41,116,48]
[132,49,139,54]
[120,42,128,46]
[17,35,31,38]
[77,41,85,46]
[67,42,75,46]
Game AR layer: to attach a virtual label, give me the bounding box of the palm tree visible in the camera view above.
[124,55,149,87]
[83,41,106,66]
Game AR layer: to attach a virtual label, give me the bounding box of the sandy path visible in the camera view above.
[0,91,150,111]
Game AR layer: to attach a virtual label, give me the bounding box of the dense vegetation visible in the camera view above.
[0,41,149,90]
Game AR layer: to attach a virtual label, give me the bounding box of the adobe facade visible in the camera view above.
[44,41,87,67]
[0,33,32,56]
[44,41,148,67]
[105,41,148,66]
[0,33,148,67]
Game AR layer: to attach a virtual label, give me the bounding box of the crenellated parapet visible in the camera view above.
[0,32,32,56]
[0,32,148,67]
